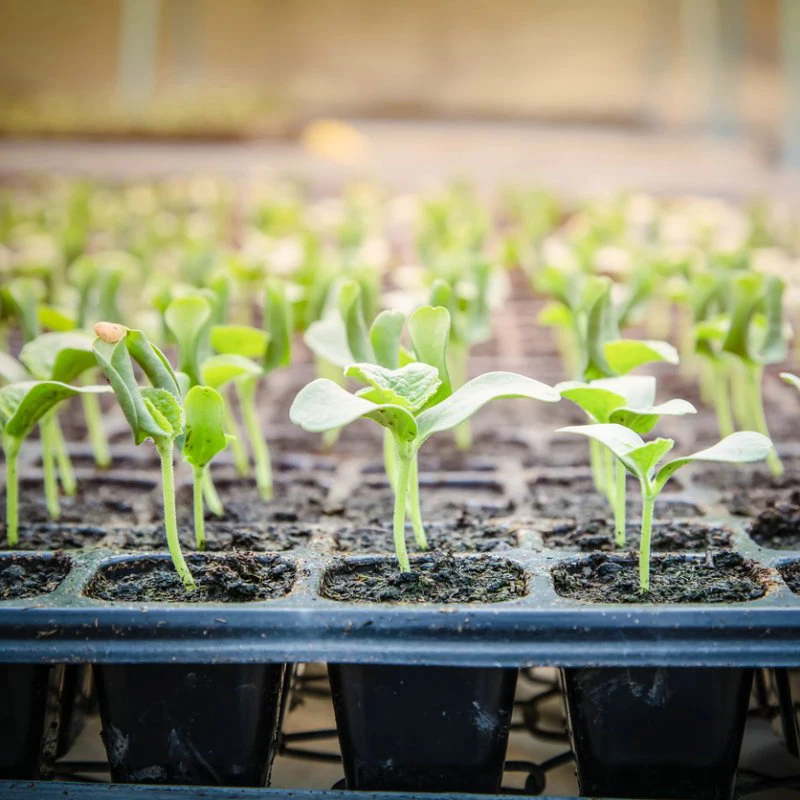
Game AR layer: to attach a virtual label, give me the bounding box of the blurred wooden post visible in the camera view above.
[781,0,800,170]
[116,0,162,109]
[681,0,744,138]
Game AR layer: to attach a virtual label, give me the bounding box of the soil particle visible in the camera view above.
[778,561,800,595]
[551,551,770,604]
[321,552,527,603]
[539,520,732,552]
[0,553,72,599]
[747,493,800,549]
[86,553,296,603]
[332,513,519,554]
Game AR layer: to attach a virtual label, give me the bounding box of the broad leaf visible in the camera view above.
[38,305,76,332]
[182,385,228,468]
[201,354,262,390]
[165,295,212,386]
[290,379,418,442]
[19,331,96,383]
[338,280,374,363]
[583,278,617,379]
[345,362,440,411]
[304,315,353,368]
[408,305,452,407]
[603,339,679,376]
[654,431,773,493]
[210,325,269,359]
[626,438,675,478]
[416,372,559,444]
[0,381,109,440]
[0,353,27,385]
[609,398,696,435]
[264,279,292,373]
[369,310,405,369]
[557,383,627,423]
[557,423,646,475]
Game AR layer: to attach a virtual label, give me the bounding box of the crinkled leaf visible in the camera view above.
[416,372,559,444]
[141,388,183,440]
[290,379,417,442]
[210,324,269,359]
[263,279,292,373]
[182,385,228,468]
[20,331,96,382]
[338,280,374,363]
[345,362,440,411]
[201,354,262,390]
[408,305,452,407]
[654,431,774,493]
[369,310,405,369]
[0,381,109,440]
[603,339,679,376]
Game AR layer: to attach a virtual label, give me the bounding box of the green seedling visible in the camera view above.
[0,380,109,547]
[558,424,772,591]
[291,306,559,572]
[201,280,292,501]
[93,322,196,589]
[19,331,101,515]
[558,376,696,546]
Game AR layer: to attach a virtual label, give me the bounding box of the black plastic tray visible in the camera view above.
[3,436,800,669]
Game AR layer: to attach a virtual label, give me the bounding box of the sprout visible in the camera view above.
[558,425,772,591]
[93,324,197,589]
[291,306,559,572]
[0,381,109,547]
[558,376,696,546]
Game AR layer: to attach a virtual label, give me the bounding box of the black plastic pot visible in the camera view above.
[0,663,62,779]
[56,664,96,758]
[93,662,286,786]
[561,666,754,800]
[329,663,517,792]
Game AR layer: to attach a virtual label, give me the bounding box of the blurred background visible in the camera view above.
[0,0,799,194]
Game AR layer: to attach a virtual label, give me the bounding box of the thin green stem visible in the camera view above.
[239,378,273,501]
[614,460,626,548]
[202,471,224,517]
[51,414,76,496]
[4,436,21,548]
[192,466,206,551]
[712,360,735,438]
[589,438,605,494]
[40,414,60,520]
[406,451,428,550]
[639,487,656,593]
[383,429,398,493]
[222,393,249,476]
[730,360,750,430]
[746,364,783,477]
[81,391,110,468]
[393,443,412,573]
[156,440,196,590]
[603,447,614,504]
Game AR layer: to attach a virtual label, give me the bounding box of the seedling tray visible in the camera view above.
[3,433,800,669]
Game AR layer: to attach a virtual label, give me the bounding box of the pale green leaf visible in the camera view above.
[408,305,452,407]
[182,385,228,468]
[210,325,268,359]
[603,339,679,375]
[0,353,27,385]
[369,310,405,369]
[200,354,262,390]
[20,331,95,383]
[303,315,352,368]
[141,387,183,440]
[345,362,440,411]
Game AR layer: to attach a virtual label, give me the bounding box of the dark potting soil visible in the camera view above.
[747,494,800,549]
[0,553,71,599]
[332,514,519,554]
[103,522,313,552]
[777,561,800,594]
[539,519,732,552]
[173,473,330,526]
[551,551,770,604]
[692,464,800,492]
[86,553,296,603]
[321,553,527,603]
[4,524,108,551]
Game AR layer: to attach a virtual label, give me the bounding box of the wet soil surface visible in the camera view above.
[332,513,519,554]
[86,553,296,602]
[778,561,800,594]
[6,476,156,528]
[538,520,733,552]
[321,553,527,603]
[0,553,72,599]
[551,551,770,604]
[747,493,800,549]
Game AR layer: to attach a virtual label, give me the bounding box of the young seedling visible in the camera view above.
[558,424,773,591]
[201,280,292,501]
[93,322,196,589]
[558,376,696,546]
[291,306,560,572]
[0,380,109,547]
